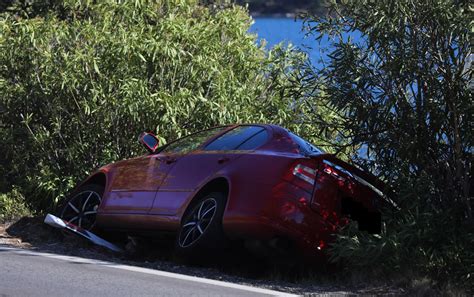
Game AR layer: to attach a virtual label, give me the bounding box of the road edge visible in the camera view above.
[0,246,299,297]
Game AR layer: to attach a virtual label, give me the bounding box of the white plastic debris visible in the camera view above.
[44,213,122,253]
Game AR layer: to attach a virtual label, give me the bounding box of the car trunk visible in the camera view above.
[309,154,385,233]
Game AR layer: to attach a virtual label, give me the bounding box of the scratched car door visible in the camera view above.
[101,155,172,213]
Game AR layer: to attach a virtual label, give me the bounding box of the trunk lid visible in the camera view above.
[309,154,392,233]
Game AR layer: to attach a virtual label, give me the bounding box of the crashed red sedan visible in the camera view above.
[60,124,383,257]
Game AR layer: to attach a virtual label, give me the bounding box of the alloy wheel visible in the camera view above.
[178,198,217,248]
[60,190,101,230]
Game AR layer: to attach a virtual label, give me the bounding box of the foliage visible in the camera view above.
[0,188,32,222]
[0,0,338,211]
[303,0,473,289]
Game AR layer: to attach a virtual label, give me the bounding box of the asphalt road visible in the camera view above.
[0,247,296,297]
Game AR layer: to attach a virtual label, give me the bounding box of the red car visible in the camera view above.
[60,124,384,257]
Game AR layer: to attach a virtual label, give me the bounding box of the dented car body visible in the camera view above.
[60,124,384,257]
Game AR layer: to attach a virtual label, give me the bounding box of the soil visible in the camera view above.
[0,216,405,296]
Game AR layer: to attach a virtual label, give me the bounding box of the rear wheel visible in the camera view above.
[59,184,103,231]
[176,192,227,255]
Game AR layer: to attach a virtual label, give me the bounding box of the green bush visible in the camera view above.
[0,188,32,222]
[0,0,338,211]
[302,0,473,290]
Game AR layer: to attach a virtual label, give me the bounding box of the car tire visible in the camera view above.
[176,192,228,256]
[58,183,104,231]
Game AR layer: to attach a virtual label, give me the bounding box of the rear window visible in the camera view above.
[205,126,267,151]
[288,132,325,155]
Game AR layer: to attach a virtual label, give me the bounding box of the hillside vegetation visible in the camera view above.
[0,0,340,212]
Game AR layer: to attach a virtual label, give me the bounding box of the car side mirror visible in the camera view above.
[139,132,159,153]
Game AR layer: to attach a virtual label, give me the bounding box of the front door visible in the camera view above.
[101,154,176,213]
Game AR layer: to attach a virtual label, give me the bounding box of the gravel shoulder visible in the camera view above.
[0,217,404,296]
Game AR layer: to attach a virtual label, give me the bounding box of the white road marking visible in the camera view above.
[0,246,299,296]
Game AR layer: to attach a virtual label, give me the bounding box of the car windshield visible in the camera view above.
[158,126,229,154]
[288,131,325,155]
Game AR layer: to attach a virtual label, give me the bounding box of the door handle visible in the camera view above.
[165,157,176,164]
[217,157,230,164]
[158,156,176,164]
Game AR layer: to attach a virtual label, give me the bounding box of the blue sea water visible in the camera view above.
[250,18,310,49]
[250,17,361,69]
[250,17,326,67]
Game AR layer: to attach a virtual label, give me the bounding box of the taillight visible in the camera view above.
[290,162,317,192]
[293,164,316,184]
[322,160,347,182]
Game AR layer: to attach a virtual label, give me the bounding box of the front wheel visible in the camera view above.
[176,192,227,255]
[59,184,104,231]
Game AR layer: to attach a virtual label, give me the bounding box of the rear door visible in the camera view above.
[150,125,269,215]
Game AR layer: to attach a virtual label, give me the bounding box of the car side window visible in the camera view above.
[204,126,267,151]
[236,129,268,150]
[288,132,325,155]
[159,127,227,154]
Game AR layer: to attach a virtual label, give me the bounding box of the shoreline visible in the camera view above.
[250,12,299,19]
